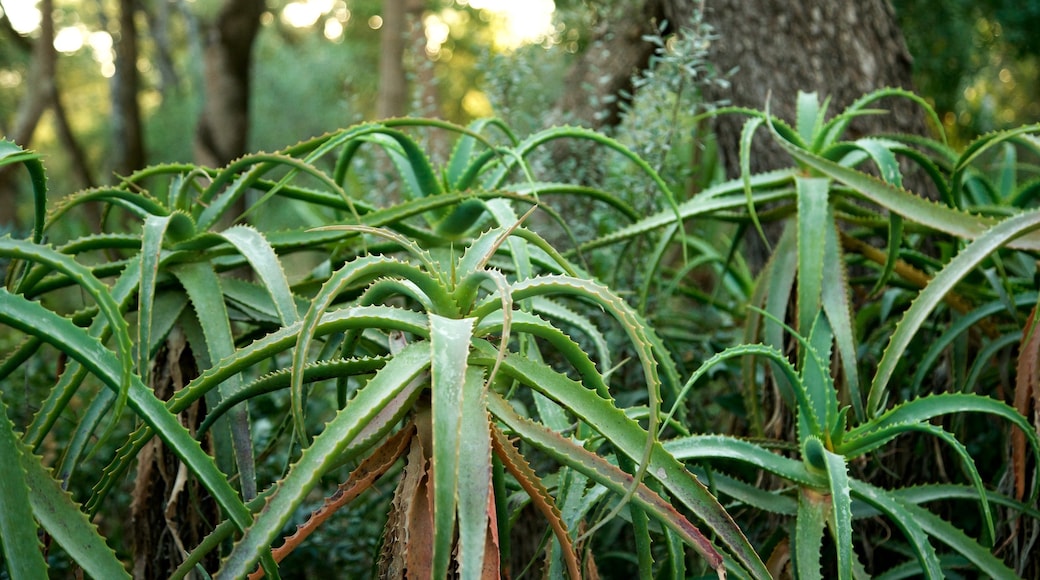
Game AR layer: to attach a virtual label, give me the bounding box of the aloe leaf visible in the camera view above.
[139,214,178,379]
[665,343,817,442]
[890,484,1040,520]
[487,392,728,575]
[691,469,797,516]
[796,177,830,336]
[868,209,1040,415]
[292,255,451,440]
[218,225,299,325]
[482,199,538,284]
[428,314,477,579]
[198,357,389,435]
[476,344,769,578]
[759,223,799,406]
[456,367,492,580]
[0,238,134,432]
[740,117,771,247]
[45,186,168,228]
[492,424,582,578]
[25,260,143,451]
[795,488,828,580]
[0,290,256,537]
[951,124,1040,204]
[847,138,906,296]
[504,125,689,255]
[475,309,608,398]
[198,152,359,229]
[795,91,825,148]
[774,130,1040,251]
[824,88,946,148]
[820,217,864,421]
[581,170,797,252]
[216,341,431,579]
[476,274,672,509]
[664,435,824,488]
[821,447,853,580]
[846,481,944,578]
[530,296,611,372]
[171,261,257,499]
[442,117,518,187]
[0,395,48,577]
[14,433,130,579]
[803,312,838,444]
[0,140,47,243]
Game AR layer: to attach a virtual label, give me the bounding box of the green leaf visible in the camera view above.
[0,140,47,243]
[581,170,797,252]
[216,341,431,579]
[847,481,943,578]
[218,225,299,325]
[868,209,1040,416]
[795,488,827,580]
[16,434,130,579]
[0,238,134,437]
[821,448,853,580]
[0,290,257,542]
[740,116,770,248]
[820,217,863,421]
[796,177,830,335]
[0,395,48,578]
[795,91,824,147]
[774,130,1040,252]
[456,368,492,580]
[487,392,727,574]
[475,343,770,579]
[172,261,257,499]
[429,314,477,579]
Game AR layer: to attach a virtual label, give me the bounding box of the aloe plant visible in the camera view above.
[0,118,768,578]
[581,90,1040,577]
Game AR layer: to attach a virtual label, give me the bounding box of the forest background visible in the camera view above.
[2,0,1039,228]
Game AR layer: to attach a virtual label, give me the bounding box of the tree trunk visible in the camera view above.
[693,0,927,175]
[193,0,264,168]
[112,0,147,176]
[377,0,409,120]
[550,0,663,128]
[131,331,219,577]
[377,0,429,118]
[553,0,927,171]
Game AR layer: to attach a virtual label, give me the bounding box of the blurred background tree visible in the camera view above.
[0,0,1038,231]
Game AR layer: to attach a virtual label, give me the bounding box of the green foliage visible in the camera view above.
[0,122,762,578]
[585,89,1040,577]
[3,86,1040,579]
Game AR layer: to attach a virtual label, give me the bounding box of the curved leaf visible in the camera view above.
[868,209,1040,415]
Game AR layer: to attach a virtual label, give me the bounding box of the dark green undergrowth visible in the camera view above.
[1,89,1039,579]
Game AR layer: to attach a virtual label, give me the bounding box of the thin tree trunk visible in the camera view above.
[143,0,181,93]
[49,85,96,190]
[193,0,264,169]
[550,0,663,129]
[112,0,146,176]
[378,0,409,120]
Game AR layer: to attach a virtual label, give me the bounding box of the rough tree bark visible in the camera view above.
[193,0,264,168]
[693,0,928,174]
[554,0,928,174]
